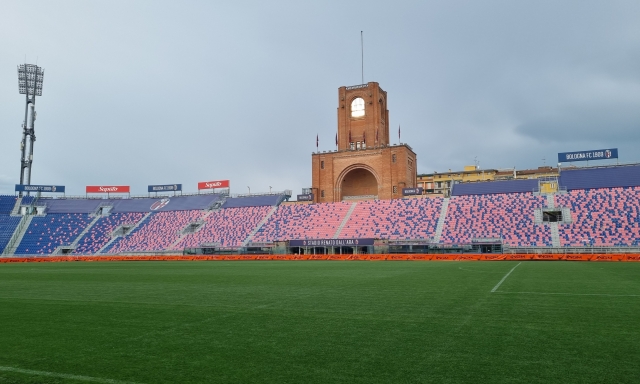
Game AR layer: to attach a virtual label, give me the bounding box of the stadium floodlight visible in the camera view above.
[16,63,44,195]
[18,64,44,96]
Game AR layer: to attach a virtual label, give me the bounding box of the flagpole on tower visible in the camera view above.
[361,31,364,85]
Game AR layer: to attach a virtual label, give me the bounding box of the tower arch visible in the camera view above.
[336,164,380,200]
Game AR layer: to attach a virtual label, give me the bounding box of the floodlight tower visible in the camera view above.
[17,64,44,194]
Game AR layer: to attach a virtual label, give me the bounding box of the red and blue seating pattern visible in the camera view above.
[175,206,272,249]
[339,198,442,239]
[106,210,205,253]
[556,187,640,246]
[440,193,552,246]
[74,212,147,254]
[253,202,352,242]
[4,185,640,254]
[15,214,92,255]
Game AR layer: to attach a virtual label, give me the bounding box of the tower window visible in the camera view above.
[392,154,397,163]
[321,161,325,169]
[393,186,398,194]
[321,190,325,198]
[351,98,365,117]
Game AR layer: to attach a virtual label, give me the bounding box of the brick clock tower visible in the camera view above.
[312,82,417,203]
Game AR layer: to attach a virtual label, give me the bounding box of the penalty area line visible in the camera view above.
[490,262,521,293]
[0,365,141,384]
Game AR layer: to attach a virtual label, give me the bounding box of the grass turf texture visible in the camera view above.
[0,261,638,383]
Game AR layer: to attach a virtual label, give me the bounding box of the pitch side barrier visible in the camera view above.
[1,254,640,263]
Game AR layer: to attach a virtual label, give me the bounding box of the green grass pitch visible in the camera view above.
[0,261,638,383]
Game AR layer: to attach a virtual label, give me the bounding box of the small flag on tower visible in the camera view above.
[316,134,319,150]
[335,132,338,147]
[398,125,401,142]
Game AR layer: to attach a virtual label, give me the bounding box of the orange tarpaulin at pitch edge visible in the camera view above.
[1,254,640,263]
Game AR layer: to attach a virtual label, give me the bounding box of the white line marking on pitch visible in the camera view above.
[0,366,141,384]
[492,291,640,297]
[491,262,521,292]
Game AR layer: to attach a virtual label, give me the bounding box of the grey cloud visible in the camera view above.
[516,101,640,144]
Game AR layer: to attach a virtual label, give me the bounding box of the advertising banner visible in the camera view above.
[15,184,65,193]
[558,148,618,163]
[148,184,182,192]
[296,193,314,201]
[289,238,375,247]
[86,186,130,193]
[197,180,230,190]
[402,187,424,196]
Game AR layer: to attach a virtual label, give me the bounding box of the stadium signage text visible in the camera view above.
[15,184,65,193]
[558,148,618,163]
[198,180,230,190]
[402,187,423,196]
[148,184,182,192]
[289,238,375,247]
[296,193,314,201]
[86,186,131,193]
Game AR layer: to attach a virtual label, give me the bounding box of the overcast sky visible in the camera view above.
[1,1,639,196]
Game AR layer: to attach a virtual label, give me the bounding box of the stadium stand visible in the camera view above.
[106,210,205,253]
[74,212,147,254]
[110,195,222,212]
[0,195,18,214]
[254,202,352,241]
[43,199,103,214]
[222,195,284,208]
[451,179,539,196]
[15,213,93,255]
[5,164,640,255]
[175,206,272,248]
[441,193,552,246]
[556,187,640,246]
[0,215,21,253]
[41,194,222,214]
[559,164,640,190]
[338,198,442,239]
[20,195,35,206]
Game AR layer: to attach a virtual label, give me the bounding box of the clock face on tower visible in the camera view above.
[351,97,365,117]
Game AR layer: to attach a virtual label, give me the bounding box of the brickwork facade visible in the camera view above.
[311,82,417,203]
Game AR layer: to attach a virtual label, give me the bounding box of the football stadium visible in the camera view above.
[2,4,640,384]
[2,80,640,384]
